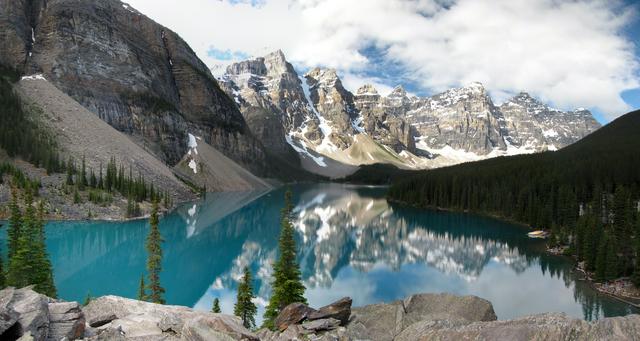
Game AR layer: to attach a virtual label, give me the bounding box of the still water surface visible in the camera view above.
[4,184,637,321]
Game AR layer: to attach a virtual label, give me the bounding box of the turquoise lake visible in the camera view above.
[2,184,637,322]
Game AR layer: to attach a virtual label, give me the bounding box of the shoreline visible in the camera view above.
[388,197,640,310]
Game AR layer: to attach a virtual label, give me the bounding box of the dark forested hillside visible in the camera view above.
[388,110,640,283]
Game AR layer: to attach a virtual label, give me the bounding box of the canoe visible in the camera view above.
[527,230,548,238]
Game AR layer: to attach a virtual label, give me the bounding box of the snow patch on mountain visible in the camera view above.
[21,74,46,81]
[285,133,327,167]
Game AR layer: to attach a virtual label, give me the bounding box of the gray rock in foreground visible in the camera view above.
[3,287,640,340]
[0,286,85,341]
[394,313,640,341]
[345,293,496,341]
[82,295,257,340]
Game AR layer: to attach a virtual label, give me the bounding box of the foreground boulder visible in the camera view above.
[273,297,352,333]
[307,297,352,325]
[3,287,640,340]
[0,286,85,341]
[394,313,640,341]
[274,303,317,332]
[345,293,496,341]
[83,295,257,340]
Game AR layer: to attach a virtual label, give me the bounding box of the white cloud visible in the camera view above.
[339,72,396,97]
[126,0,639,120]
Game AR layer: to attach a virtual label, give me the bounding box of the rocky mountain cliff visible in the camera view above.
[221,51,601,177]
[0,0,284,179]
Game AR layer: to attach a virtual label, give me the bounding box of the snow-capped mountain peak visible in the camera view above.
[219,50,601,177]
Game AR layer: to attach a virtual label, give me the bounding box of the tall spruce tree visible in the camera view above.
[6,192,56,297]
[263,190,306,330]
[7,187,22,259]
[32,201,56,297]
[211,298,221,313]
[595,234,608,282]
[234,267,257,329]
[145,200,165,304]
[633,243,640,287]
[78,155,87,190]
[137,274,147,301]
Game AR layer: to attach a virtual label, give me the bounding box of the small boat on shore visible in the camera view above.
[527,230,548,238]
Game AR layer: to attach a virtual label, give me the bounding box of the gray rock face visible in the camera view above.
[406,82,507,154]
[88,313,117,328]
[345,293,496,341]
[47,301,85,341]
[181,315,259,341]
[307,297,352,326]
[10,287,51,341]
[394,313,640,341]
[302,318,341,332]
[274,302,317,332]
[220,50,311,162]
[3,288,640,340]
[0,0,270,176]
[222,51,600,175]
[0,287,85,341]
[499,92,601,150]
[221,52,420,176]
[83,295,256,341]
[353,85,417,153]
[0,287,19,335]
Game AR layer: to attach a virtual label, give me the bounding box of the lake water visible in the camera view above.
[2,184,637,322]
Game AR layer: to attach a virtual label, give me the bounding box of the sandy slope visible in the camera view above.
[174,136,272,192]
[16,77,195,202]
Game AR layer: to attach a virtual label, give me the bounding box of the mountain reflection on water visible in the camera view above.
[24,184,638,323]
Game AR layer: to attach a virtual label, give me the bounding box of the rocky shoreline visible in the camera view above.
[547,246,640,309]
[2,286,640,340]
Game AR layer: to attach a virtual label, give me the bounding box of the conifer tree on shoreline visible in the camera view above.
[263,190,307,330]
[145,200,165,304]
[212,298,221,313]
[7,187,22,260]
[137,274,147,301]
[234,266,257,329]
[5,191,56,297]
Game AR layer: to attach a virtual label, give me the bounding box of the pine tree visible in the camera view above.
[263,190,306,330]
[137,274,147,301]
[234,267,257,330]
[7,192,35,288]
[7,187,22,260]
[98,162,103,189]
[605,236,619,281]
[6,192,56,297]
[595,234,608,282]
[633,241,640,287]
[83,291,93,306]
[145,200,165,304]
[78,155,87,191]
[211,298,221,313]
[32,200,57,298]
[90,168,97,188]
[66,157,74,186]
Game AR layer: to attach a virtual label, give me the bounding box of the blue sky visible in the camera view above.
[127,0,640,123]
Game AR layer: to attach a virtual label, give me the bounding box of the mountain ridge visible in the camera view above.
[219,50,601,177]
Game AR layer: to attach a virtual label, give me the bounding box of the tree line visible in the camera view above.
[0,66,64,173]
[0,64,172,218]
[388,109,640,285]
[0,188,57,297]
[64,155,173,217]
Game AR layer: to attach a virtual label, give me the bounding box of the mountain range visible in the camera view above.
[219,50,601,177]
[0,0,601,189]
